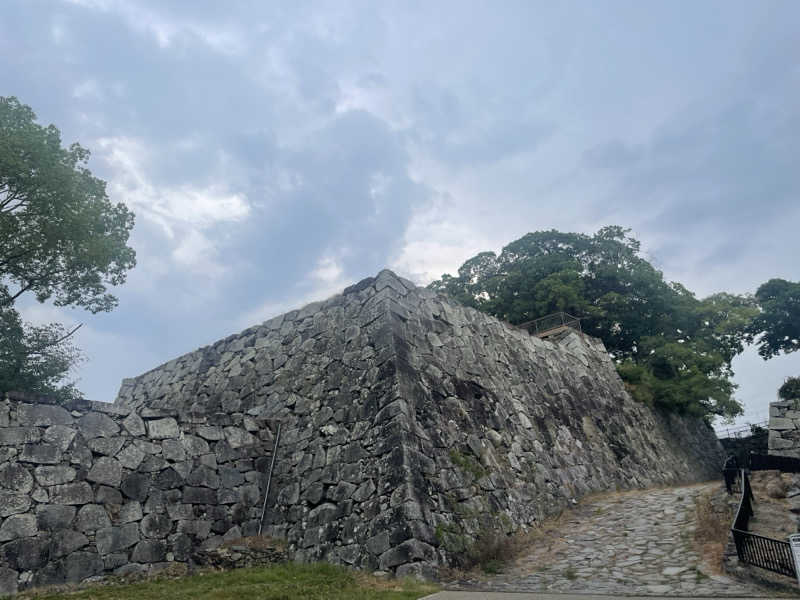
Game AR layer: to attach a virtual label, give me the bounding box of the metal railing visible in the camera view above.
[728,467,797,578]
[716,421,768,440]
[750,453,800,474]
[516,312,582,338]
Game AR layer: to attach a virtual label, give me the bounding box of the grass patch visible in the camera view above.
[18,563,438,600]
[693,488,734,575]
[448,449,486,480]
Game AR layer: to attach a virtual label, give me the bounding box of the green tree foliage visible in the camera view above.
[778,377,800,402]
[748,278,800,359]
[430,227,757,421]
[0,96,135,398]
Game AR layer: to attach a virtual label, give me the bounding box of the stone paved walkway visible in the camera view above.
[443,483,782,597]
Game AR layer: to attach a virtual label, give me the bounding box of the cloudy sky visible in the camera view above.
[3,0,799,427]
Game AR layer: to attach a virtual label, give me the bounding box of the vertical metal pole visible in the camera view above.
[258,421,282,536]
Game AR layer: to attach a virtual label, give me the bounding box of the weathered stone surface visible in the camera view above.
[147,418,180,439]
[78,412,120,438]
[141,513,172,538]
[49,529,89,558]
[95,486,123,505]
[1,536,49,570]
[0,514,37,541]
[0,462,34,493]
[95,523,140,555]
[20,442,62,464]
[75,505,112,533]
[34,465,76,487]
[121,472,151,501]
[183,486,217,504]
[0,427,41,446]
[0,566,17,596]
[122,413,146,437]
[88,437,126,456]
[181,435,209,456]
[18,404,73,427]
[162,439,186,462]
[63,551,103,582]
[36,505,76,531]
[131,539,166,563]
[87,457,123,487]
[117,444,145,470]
[49,482,93,505]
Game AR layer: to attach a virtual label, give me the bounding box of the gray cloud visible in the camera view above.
[3,0,799,424]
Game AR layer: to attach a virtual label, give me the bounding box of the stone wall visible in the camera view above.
[0,269,725,592]
[768,400,800,457]
[0,391,276,596]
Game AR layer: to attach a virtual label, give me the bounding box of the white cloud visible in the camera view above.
[92,136,251,278]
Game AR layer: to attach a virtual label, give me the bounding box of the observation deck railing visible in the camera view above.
[516,311,582,339]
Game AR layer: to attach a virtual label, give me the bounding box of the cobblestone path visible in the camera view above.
[444,483,776,597]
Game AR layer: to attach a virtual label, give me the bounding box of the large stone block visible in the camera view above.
[78,412,120,438]
[75,504,112,533]
[0,492,31,517]
[36,505,77,531]
[147,418,180,439]
[17,403,73,427]
[0,514,37,541]
[87,457,123,487]
[34,465,76,486]
[49,482,93,505]
[131,539,166,563]
[0,427,41,446]
[95,523,140,555]
[20,442,62,464]
[0,463,33,493]
[49,529,89,558]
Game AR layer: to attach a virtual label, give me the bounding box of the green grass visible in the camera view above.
[19,563,439,600]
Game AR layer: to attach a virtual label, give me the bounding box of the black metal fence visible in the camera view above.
[728,467,797,578]
[750,453,800,473]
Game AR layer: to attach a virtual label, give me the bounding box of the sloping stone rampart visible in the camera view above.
[0,269,724,592]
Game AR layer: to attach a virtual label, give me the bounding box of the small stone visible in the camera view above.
[162,439,186,462]
[75,504,112,533]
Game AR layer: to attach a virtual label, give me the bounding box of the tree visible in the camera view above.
[0,96,136,398]
[748,278,800,359]
[778,377,800,402]
[430,227,756,421]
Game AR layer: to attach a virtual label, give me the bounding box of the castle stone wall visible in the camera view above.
[0,270,725,591]
[768,400,800,457]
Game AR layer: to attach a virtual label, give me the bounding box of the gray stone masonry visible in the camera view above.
[0,269,724,595]
[768,400,800,457]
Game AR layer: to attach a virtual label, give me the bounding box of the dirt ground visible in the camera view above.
[748,470,799,540]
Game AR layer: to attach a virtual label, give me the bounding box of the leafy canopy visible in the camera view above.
[748,278,800,359]
[0,96,136,399]
[430,226,756,421]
